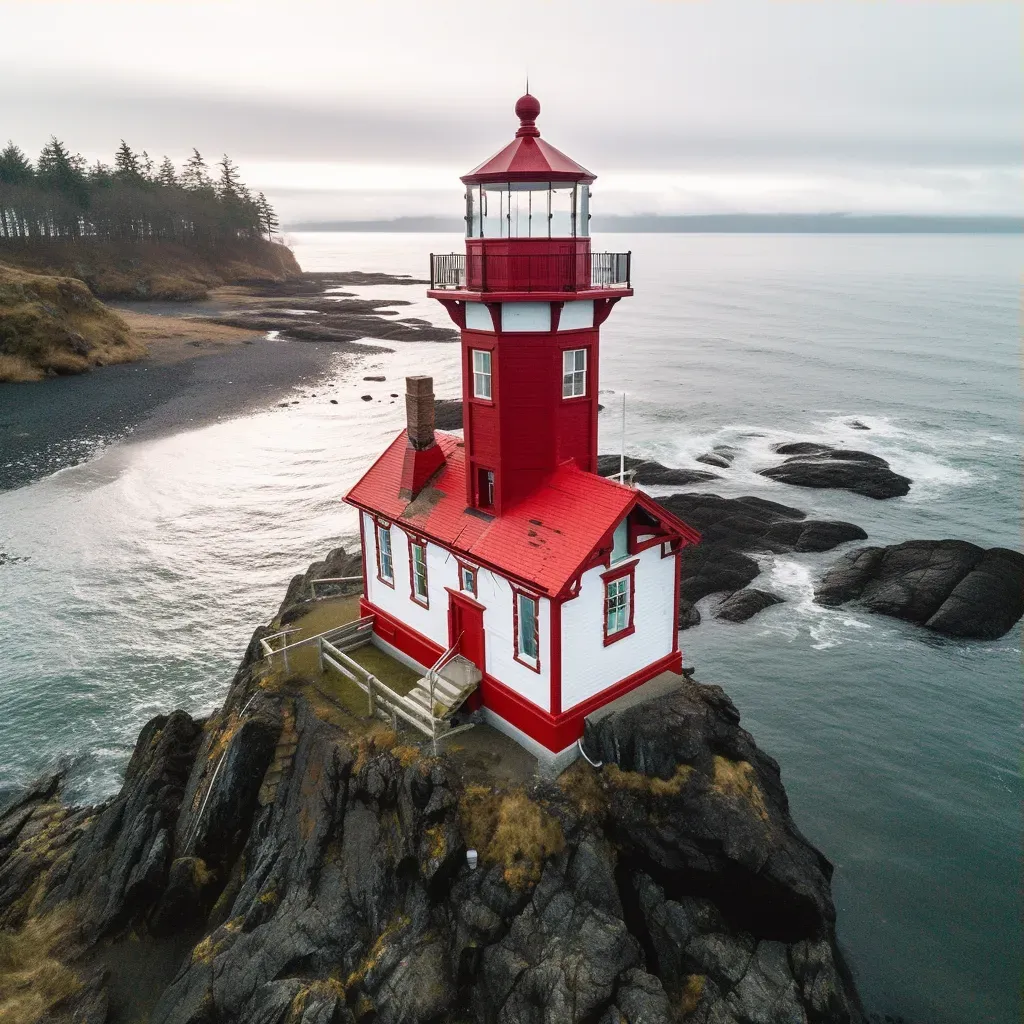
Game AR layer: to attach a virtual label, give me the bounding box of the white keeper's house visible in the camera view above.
[344,91,700,764]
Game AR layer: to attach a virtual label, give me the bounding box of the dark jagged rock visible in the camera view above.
[655,493,866,605]
[0,553,865,1024]
[695,444,739,469]
[278,545,362,624]
[596,454,720,486]
[816,540,1024,639]
[716,588,784,622]
[679,598,702,631]
[760,443,911,499]
[434,398,464,431]
[848,420,870,430]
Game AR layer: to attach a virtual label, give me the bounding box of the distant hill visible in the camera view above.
[286,213,1023,234]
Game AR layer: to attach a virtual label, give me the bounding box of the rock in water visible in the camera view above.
[434,398,464,430]
[596,454,720,486]
[815,539,1024,639]
[695,444,739,469]
[655,493,866,604]
[760,443,911,499]
[716,588,784,622]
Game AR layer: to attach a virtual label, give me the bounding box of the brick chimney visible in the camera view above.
[399,375,447,500]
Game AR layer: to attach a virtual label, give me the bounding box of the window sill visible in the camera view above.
[411,593,429,609]
[603,624,636,647]
[513,653,541,674]
[377,574,395,589]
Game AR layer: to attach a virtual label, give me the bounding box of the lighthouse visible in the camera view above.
[345,93,700,768]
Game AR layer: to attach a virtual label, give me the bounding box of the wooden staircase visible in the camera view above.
[318,630,480,746]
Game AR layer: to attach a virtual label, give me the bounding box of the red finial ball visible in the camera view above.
[515,92,541,122]
[514,92,541,137]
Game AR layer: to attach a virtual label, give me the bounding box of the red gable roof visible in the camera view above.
[345,430,699,596]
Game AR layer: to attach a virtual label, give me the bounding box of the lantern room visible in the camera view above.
[430,93,631,295]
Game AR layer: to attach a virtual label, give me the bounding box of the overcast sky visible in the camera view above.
[2,0,1019,221]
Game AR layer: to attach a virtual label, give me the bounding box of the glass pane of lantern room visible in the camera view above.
[530,185,550,237]
[575,184,589,237]
[467,187,480,237]
[481,183,508,238]
[550,185,574,237]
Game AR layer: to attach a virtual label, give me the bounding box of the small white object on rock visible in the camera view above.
[466,849,478,870]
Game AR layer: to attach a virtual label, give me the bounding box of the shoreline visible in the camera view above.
[0,332,378,493]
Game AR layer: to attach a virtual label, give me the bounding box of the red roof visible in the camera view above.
[462,135,595,185]
[462,92,595,185]
[345,430,699,596]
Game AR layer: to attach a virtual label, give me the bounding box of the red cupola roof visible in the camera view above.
[462,92,595,185]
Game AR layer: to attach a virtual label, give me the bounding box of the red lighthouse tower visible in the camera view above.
[346,93,698,768]
[428,92,633,514]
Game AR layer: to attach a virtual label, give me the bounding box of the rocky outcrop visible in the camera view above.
[695,445,739,469]
[277,545,363,624]
[759,443,911,500]
[597,454,720,486]
[434,398,464,431]
[655,493,866,614]
[0,552,864,1024]
[815,540,1024,639]
[716,589,784,623]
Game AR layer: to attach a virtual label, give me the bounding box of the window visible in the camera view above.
[376,523,394,586]
[478,468,495,509]
[515,591,540,669]
[611,520,629,563]
[472,349,492,399]
[602,561,636,644]
[410,539,428,606]
[562,348,587,398]
[460,564,477,596]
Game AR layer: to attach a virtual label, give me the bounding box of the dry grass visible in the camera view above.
[711,756,769,822]
[679,973,706,1016]
[353,725,400,773]
[557,760,609,818]
[460,785,565,889]
[116,308,261,364]
[0,262,145,382]
[604,762,694,797]
[0,908,82,1024]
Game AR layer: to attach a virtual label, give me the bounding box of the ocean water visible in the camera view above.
[0,232,1019,1023]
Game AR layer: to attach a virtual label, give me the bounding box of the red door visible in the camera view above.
[449,592,485,673]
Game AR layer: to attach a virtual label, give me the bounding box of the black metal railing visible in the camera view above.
[429,251,631,292]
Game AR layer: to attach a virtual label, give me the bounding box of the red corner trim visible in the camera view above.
[511,585,542,674]
[485,302,502,332]
[594,296,621,327]
[601,558,637,646]
[673,549,682,653]
[437,298,467,328]
[550,597,563,715]
[550,301,564,332]
[358,509,368,597]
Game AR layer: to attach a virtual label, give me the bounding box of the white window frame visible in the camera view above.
[605,576,630,636]
[377,524,393,584]
[460,565,477,595]
[472,349,492,400]
[562,348,587,398]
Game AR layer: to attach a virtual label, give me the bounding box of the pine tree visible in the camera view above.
[114,140,142,181]
[256,192,279,239]
[0,142,34,184]
[157,156,177,188]
[217,154,243,201]
[181,149,212,192]
[139,150,155,182]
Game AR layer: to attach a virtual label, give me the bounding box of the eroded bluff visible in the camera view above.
[0,618,863,1024]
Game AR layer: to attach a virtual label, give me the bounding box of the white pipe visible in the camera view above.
[577,737,603,768]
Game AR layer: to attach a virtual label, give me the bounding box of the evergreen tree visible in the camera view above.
[114,140,142,182]
[217,155,245,200]
[0,142,34,184]
[181,149,212,192]
[157,156,177,187]
[139,150,155,183]
[256,192,279,239]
